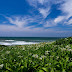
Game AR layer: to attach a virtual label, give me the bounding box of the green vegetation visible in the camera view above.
[0,37,72,72]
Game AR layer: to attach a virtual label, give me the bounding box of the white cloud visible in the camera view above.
[3,0,72,29]
[27,0,66,20]
[6,16,35,28]
[65,19,72,25]
[68,19,72,25]
[38,0,45,5]
[27,0,51,18]
[0,0,72,37]
[44,19,57,27]
[54,16,65,23]
[59,0,72,19]
[27,0,38,8]
[0,24,72,37]
[54,0,72,25]
[0,24,40,32]
[39,8,50,18]
[51,0,65,4]
[0,24,55,33]
[27,0,65,6]
[27,0,45,7]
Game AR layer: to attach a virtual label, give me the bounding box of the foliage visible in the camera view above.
[54,37,72,45]
[0,37,72,72]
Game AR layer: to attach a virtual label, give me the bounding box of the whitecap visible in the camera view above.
[0,41,38,46]
[0,42,12,45]
[5,40,15,41]
[11,41,37,45]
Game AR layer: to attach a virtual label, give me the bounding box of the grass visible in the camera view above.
[0,37,72,72]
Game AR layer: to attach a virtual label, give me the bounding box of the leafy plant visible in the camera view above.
[0,37,72,72]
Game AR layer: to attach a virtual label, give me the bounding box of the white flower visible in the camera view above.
[0,64,4,69]
[6,51,10,54]
[45,50,50,55]
[29,53,32,56]
[67,49,72,51]
[41,55,46,58]
[14,59,16,62]
[54,45,57,47]
[22,48,25,50]
[56,56,59,59]
[35,48,39,50]
[50,55,54,58]
[32,54,38,58]
[65,38,68,40]
[61,48,66,51]
[66,45,70,48]
[70,58,72,61]
[39,57,42,60]
[18,55,23,58]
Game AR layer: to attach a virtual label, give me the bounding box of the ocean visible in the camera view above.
[0,37,64,45]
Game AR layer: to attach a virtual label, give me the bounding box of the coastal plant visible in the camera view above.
[0,37,72,72]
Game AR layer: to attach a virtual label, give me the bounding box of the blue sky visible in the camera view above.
[0,0,72,37]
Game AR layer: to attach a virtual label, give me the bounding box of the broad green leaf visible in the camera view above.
[5,70,9,72]
[65,57,69,62]
[68,62,72,66]
[24,62,27,68]
[42,67,48,72]
[6,67,13,71]
[21,66,24,69]
[62,69,66,72]
[45,64,49,67]
[51,68,54,72]
[57,65,60,68]
[39,70,44,72]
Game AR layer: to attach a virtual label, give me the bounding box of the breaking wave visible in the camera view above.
[0,40,38,46]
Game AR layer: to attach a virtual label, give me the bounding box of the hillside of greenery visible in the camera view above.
[0,37,72,72]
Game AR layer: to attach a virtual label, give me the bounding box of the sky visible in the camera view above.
[0,0,72,37]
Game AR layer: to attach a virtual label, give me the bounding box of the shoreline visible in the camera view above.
[0,40,55,46]
[0,37,62,46]
[0,41,55,46]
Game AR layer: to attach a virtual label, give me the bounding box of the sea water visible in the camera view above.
[0,37,63,45]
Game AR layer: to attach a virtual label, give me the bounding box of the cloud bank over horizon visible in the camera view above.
[0,0,72,37]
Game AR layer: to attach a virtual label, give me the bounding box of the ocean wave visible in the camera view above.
[5,40,15,41]
[30,40,50,42]
[11,41,37,45]
[0,41,38,46]
[0,42,12,45]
